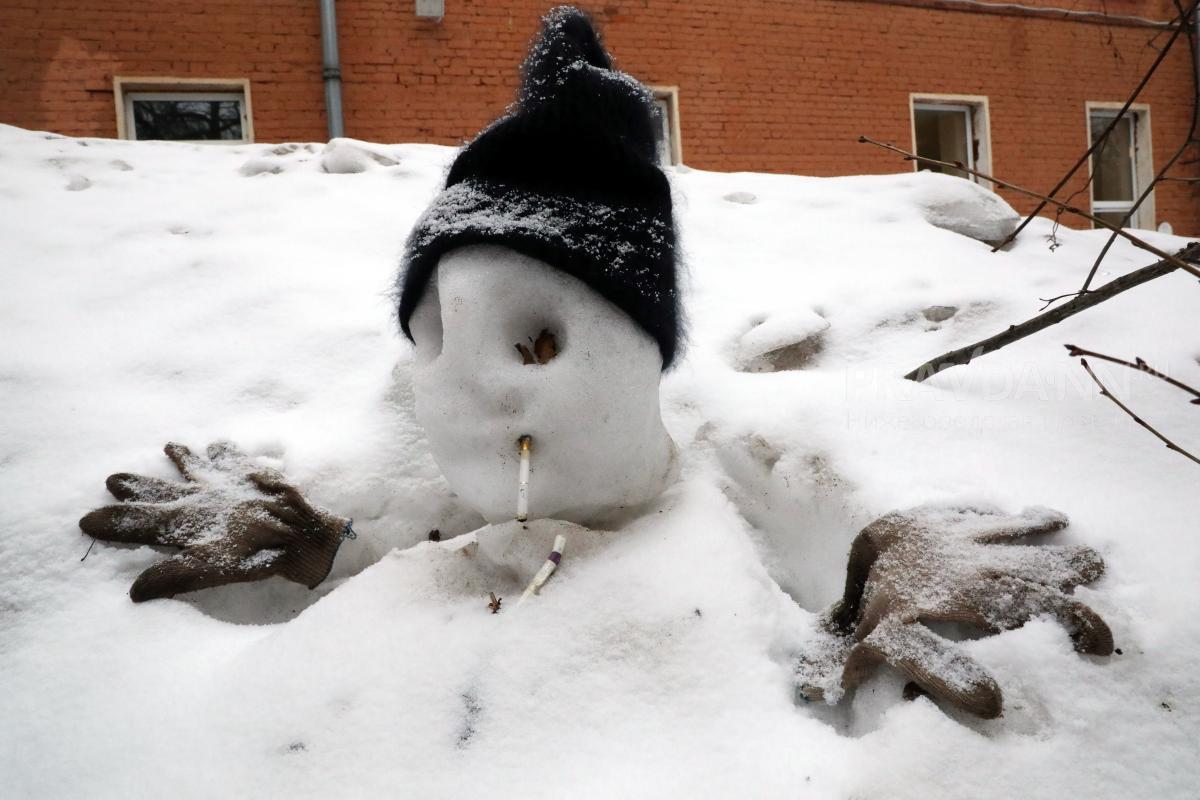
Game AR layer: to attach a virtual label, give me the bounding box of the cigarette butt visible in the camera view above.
[517,534,566,608]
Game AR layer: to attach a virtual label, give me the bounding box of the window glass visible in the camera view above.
[129,95,244,141]
[651,91,681,166]
[914,106,972,179]
[1090,114,1135,203]
[1094,210,1131,228]
[653,97,672,165]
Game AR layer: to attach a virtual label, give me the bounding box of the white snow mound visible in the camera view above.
[320,137,401,173]
[735,308,831,371]
[907,170,1021,243]
[1,124,1198,799]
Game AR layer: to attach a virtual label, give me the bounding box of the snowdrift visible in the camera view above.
[1,126,1197,799]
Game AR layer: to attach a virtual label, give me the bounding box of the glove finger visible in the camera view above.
[985,543,1105,590]
[129,537,286,602]
[247,469,295,496]
[206,440,246,460]
[164,442,205,482]
[915,602,998,633]
[851,588,894,640]
[79,503,186,546]
[262,499,307,528]
[974,575,1114,655]
[1059,598,1114,655]
[830,529,885,635]
[843,618,1003,719]
[206,441,268,478]
[248,472,317,517]
[969,506,1069,544]
[795,628,855,704]
[105,473,199,503]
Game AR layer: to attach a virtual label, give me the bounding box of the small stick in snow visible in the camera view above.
[516,435,532,522]
[1079,357,1200,466]
[516,534,566,608]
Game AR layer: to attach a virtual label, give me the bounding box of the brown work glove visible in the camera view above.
[79,442,349,602]
[796,506,1113,718]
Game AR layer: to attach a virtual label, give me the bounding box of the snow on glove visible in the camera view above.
[796,506,1112,718]
[79,442,348,602]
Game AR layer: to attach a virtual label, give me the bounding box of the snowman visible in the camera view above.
[78,6,1111,720]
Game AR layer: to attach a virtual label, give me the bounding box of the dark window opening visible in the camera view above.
[132,100,242,141]
[913,102,981,182]
[122,90,249,143]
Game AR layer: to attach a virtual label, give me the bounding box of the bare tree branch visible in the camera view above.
[990,0,1198,250]
[859,136,1200,281]
[1073,0,1200,296]
[1079,358,1200,465]
[903,243,1200,382]
[1064,345,1200,403]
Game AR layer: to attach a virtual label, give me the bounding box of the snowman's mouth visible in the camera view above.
[516,434,533,521]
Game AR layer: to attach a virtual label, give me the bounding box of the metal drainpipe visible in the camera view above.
[319,0,345,139]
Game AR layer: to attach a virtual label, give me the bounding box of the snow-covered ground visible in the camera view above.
[1,123,1197,798]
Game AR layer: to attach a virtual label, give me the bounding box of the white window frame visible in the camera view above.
[909,93,992,187]
[113,76,254,144]
[1086,102,1154,229]
[649,85,683,166]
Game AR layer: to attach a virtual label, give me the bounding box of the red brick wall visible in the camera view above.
[0,1,327,142]
[1,0,1196,232]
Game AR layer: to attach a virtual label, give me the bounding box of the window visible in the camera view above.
[650,86,683,166]
[910,95,991,184]
[1087,104,1153,229]
[113,77,254,143]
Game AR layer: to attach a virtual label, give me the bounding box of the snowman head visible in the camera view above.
[408,244,675,523]
[396,8,682,524]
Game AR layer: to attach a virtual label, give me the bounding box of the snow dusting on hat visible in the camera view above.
[396,5,682,369]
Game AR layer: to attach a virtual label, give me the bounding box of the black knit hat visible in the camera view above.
[396,6,681,369]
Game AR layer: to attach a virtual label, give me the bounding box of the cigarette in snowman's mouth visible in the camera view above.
[516,434,532,521]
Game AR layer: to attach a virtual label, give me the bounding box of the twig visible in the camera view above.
[1065,345,1200,402]
[1037,291,1084,311]
[1075,138,1198,295]
[860,136,1200,281]
[991,0,1197,250]
[903,243,1200,381]
[1076,0,1200,294]
[1079,358,1200,465]
[80,537,97,562]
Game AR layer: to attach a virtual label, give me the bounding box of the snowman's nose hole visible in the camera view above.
[514,328,559,365]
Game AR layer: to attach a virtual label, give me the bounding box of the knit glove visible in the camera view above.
[79,442,348,602]
[796,506,1113,718]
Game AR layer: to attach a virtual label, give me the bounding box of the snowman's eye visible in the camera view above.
[514,328,558,365]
